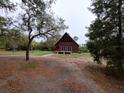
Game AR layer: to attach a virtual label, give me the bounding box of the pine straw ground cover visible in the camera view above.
[0,62,16,79]
[0,79,26,93]
[74,62,124,93]
[0,56,60,93]
[20,62,59,80]
[64,79,86,93]
[0,55,123,93]
[0,57,26,93]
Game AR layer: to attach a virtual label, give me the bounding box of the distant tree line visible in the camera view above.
[0,30,61,51]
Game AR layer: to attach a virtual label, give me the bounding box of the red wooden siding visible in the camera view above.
[54,33,79,53]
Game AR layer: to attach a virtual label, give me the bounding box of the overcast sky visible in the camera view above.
[52,0,95,44]
[9,0,95,45]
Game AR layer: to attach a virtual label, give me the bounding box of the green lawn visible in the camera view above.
[31,50,52,56]
[0,50,53,56]
[0,50,92,62]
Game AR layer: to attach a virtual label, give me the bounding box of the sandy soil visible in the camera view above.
[0,54,123,93]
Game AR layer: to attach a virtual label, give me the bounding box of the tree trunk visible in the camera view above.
[26,40,32,61]
[117,0,123,70]
[26,47,30,61]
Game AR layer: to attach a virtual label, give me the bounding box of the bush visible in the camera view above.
[79,47,89,53]
[106,65,124,78]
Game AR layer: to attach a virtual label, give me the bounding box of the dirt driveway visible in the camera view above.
[0,54,123,93]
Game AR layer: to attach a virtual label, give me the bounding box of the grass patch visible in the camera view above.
[21,62,38,70]
[0,50,25,56]
[0,50,53,56]
[56,53,91,58]
[31,50,52,56]
[55,53,93,62]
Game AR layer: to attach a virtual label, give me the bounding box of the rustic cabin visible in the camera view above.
[54,33,79,54]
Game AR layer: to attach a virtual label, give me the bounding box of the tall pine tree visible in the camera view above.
[86,0,124,71]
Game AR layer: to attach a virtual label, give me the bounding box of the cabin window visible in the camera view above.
[60,46,72,51]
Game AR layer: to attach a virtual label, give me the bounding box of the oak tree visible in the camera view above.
[17,0,67,61]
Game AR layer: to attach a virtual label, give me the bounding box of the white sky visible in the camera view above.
[9,0,95,45]
[52,0,95,44]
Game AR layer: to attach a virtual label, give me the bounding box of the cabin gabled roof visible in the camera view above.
[55,32,79,47]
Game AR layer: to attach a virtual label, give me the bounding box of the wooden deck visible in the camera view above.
[55,51,72,54]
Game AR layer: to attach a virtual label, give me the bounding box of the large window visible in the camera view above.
[60,46,72,51]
